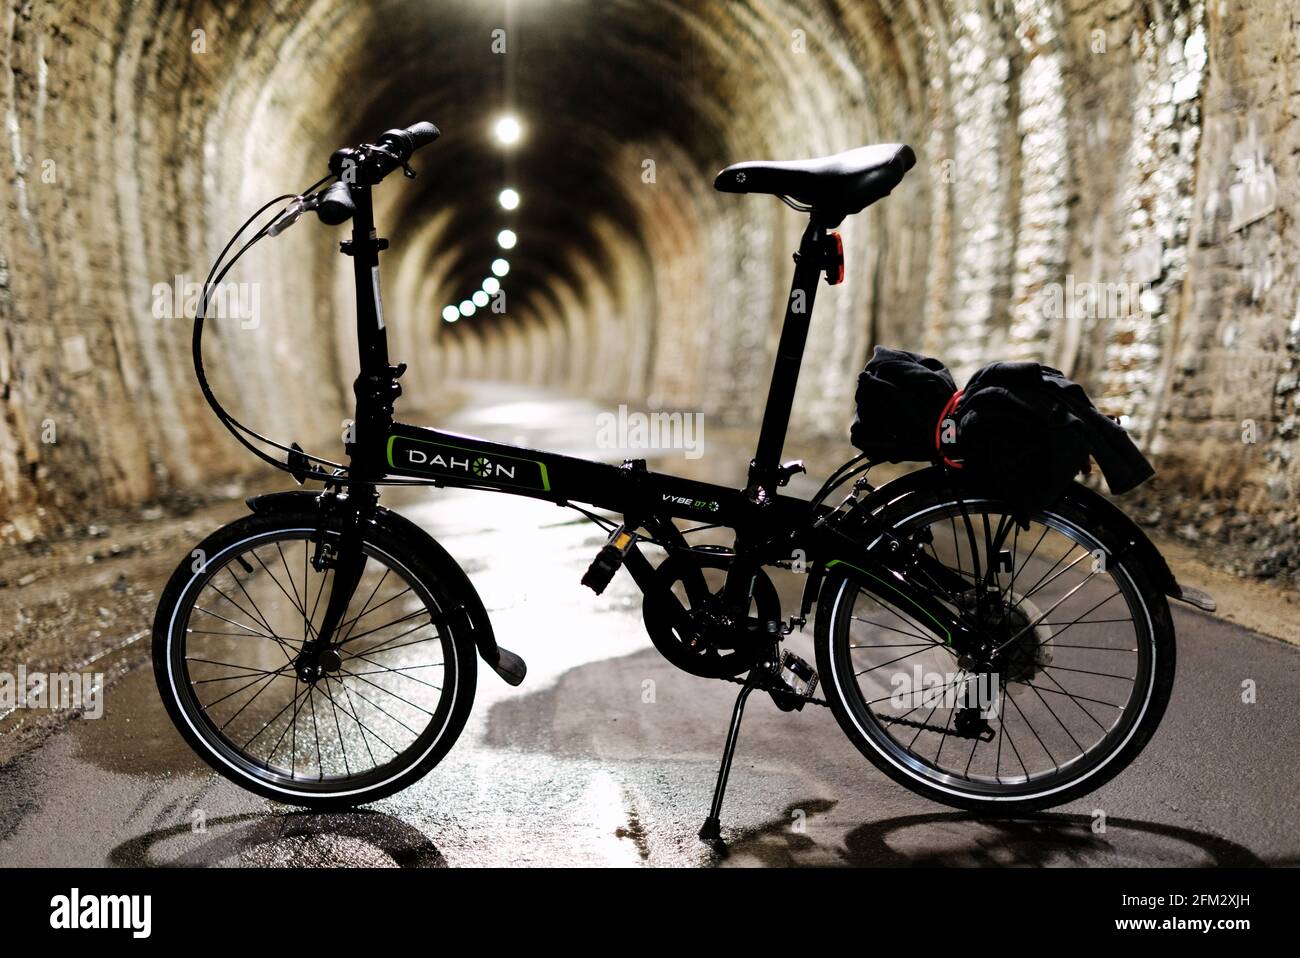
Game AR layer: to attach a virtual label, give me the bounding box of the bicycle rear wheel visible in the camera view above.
[815,485,1175,812]
[153,509,477,808]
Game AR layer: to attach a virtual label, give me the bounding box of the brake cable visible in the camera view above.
[193,178,348,477]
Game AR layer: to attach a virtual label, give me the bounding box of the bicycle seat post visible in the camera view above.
[745,216,834,503]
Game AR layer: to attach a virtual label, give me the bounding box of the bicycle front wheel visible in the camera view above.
[152,509,477,808]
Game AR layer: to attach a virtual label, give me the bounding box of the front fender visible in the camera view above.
[246,490,527,684]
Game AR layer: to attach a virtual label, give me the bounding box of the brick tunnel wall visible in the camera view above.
[1,0,1297,581]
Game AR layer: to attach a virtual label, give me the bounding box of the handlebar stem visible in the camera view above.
[343,184,397,486]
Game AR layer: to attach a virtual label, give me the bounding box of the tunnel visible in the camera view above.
[1,0,1297,585]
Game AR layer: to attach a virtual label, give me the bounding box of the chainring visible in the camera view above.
[641,550,781,679]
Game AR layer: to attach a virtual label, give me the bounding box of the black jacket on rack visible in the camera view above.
[849,348,1155,517]
[945,361,1154,515]
[849,346,956,462]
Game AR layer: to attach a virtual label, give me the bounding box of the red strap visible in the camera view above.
[935,389,964,468]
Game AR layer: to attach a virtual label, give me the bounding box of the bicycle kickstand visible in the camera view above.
[699,668,761,843]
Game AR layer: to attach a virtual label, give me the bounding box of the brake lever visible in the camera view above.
[363,142,417,179]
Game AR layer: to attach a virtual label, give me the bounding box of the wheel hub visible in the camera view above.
[294,643,344,683]
[955,589,1053,683]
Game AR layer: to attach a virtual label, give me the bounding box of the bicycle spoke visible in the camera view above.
[1005,689,1057,771]
[854,645,942,677]
[849,642,937,649]
[320,679,351,778]
[350,631,444,660]
[336,606,431,647]
[189,665,285,685]
[192,606,274,640]
[1048,642,1138,651]
[1041,618,1132,627]
[1041,663,1134,682]
[200,665,289,713]
[329,675,398,760]
[1024,681,1086,755]
[1025,589,1124,653]
[843,495,1155,793]
[993,573,1104,654]
[251,547,317,640]
[343,654,444,689]
[866,673,966,708]
[306,565,330,643]
[226,566,278,638]
[335,679,424,737]
[214,667,294,731]
[334,586,414,641]
[247,683,311,754]
[275,540,304,612]
[908,700,942,750]
[338,667,436,716]
[933,698,957,766]
[850,616,935,643]
[1020,546,1089,602]
[307,686,324,780]
[337,569,390,645]
[1020,680,1123,714]
[998,708,1029,781]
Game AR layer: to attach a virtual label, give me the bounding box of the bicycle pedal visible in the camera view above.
[772,650,818,711]
[581,526,636,595]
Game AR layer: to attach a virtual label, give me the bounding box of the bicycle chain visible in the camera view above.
[871,710,993,740]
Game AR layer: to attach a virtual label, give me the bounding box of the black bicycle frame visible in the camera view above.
[336,186,971,649]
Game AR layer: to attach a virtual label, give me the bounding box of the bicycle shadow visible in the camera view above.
[107,809,447,868]
[710,803,1266,867]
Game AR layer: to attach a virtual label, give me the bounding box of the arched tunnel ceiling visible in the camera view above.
[313,0,920,340]
[3,0,1300,581]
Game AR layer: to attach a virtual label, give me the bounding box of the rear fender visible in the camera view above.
[799,466,1214,613]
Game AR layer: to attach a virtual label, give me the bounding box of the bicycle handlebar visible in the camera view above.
[315,120,440,225]
[378,121,440,160]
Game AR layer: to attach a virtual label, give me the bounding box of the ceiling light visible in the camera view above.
[493,115,522,146]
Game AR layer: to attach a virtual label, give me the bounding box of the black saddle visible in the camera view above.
[714,143,916,219]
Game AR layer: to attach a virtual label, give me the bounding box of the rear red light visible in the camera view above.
[827,230,845,285]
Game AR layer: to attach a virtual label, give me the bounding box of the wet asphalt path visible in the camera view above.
[1,384,1297,867]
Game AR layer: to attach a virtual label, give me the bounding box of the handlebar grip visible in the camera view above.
[314,180,355,226]
[377,121,440,162]
[402,121,440,152]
